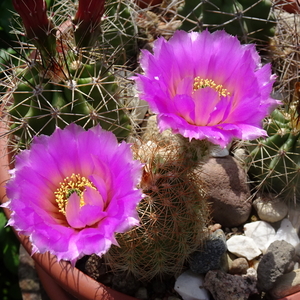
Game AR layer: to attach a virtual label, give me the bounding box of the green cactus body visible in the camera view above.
[179,0,276,45]
[103,0,140,67]
[4,0,133,148]
[104,137,209,280]
[239,0,276,42]
[8,56,130,146]
[247,106,300,203]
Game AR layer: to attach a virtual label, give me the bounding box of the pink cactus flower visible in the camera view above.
[134,30,281,148]
[5,124,143,263]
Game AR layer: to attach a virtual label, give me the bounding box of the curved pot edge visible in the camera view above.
[0,120,137,300]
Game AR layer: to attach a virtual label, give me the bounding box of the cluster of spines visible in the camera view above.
[104,135,209,281]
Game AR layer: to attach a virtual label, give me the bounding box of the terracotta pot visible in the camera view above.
[0,121,138,300]
[275,0,300,13]
[278,291,300,300]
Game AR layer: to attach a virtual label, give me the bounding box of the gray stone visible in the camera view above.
[273,218,300,248]
[243,220,276,253]
[199,156,252,227]
[203,270,258,300]
[257,240,295,292]
[189,229,227,274]
[208,144,229,157]
[220,252,237,273]
[111,272,141,296]
[288,205,300,235]
[135,287,148,300]
[174,270,210,300]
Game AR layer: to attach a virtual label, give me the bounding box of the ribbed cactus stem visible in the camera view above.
[246,82,300,204]
[179,0,276,46]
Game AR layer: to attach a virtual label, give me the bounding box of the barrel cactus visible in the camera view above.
[178,0,276,46]
[104,134,209,280]
[241,6,300,205]
[245,83,300,204]
[1,0,139,150]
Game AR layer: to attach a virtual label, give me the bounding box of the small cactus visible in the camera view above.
[104,134,209,280]
[178,0,276,46]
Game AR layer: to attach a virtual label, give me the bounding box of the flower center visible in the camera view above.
[55,173,96,215]
[193,77,230,97]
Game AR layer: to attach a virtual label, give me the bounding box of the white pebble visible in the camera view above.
[273,218,300,248]
[227,235,262,261]
[244,221,276,253]
[288,205,300,234]
[174,270,210,300]
[253,196,288,223]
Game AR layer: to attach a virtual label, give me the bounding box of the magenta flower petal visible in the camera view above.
[65,191,106,229]
[89,175,108,203]
[134,30,281,147]
[173,94,195,124]
[83,186,104,207]
[66,193,85,228]
[5,124,143,263]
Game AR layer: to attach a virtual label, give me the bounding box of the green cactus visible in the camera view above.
[103,0,141,67]
[179,0,276,46]
[245,85,300,204]
[240,8,300,205]
[104,135,209,280]
[1,0,137,149]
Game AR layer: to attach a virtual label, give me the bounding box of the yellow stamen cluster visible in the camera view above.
[55,173,96,215]
[193,77,230,97]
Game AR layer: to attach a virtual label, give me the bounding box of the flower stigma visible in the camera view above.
[193,77,230,97]
[55,173,96,214]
